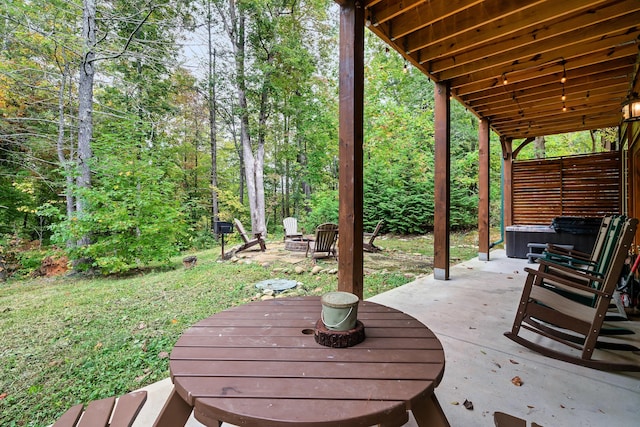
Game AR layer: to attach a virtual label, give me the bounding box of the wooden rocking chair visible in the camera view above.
[306,223,338,262]
[363,219,384,253]
[538,215,631,325]
[233,218,266,253]
[504,217,640,371]
[540,215,621,276]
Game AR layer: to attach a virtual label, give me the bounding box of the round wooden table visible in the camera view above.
[153,296,449,427]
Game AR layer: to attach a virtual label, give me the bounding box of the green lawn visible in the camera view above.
[0,232,481,426]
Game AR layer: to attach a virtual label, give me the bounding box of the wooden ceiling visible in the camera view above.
[364,0,640,140]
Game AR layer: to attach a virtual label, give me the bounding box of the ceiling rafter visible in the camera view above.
[364,0,640,138]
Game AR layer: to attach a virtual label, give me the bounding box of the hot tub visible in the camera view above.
[505,221,599,259]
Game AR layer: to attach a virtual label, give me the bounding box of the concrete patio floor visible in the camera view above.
[132,249,640,427]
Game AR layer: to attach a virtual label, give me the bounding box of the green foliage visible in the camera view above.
[515,131,607,160]
[300,189,339,231]
[50,119,188,274]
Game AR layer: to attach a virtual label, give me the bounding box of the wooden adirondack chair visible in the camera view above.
[306,223,338,262]
[53,391,147,427]
[282,216,303,241]
[504,217,639,371]
[363,219,384,253]
[234,218,266,253]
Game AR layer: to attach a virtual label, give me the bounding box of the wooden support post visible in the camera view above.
[478,118,490,261]
[434,82,450,280]
[337,0,364,298]
[501,137,514,227]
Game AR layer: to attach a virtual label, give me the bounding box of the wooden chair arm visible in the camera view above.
[524,266,606,296]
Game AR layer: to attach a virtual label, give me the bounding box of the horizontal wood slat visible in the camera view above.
[512,152,621,224]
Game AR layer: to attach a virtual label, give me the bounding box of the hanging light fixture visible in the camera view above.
[502,73,508,85]
[622,97,640,121]
[560,61,567,84]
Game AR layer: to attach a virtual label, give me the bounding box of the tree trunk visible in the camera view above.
[533,136,545,159]
[208,0,219,226]
[76,0,96,247]
[230,2,266,235]
[56,62,75,248]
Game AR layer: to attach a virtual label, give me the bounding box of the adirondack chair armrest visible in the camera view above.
[545,244,590,260]
[526,262,604,283]
[524,267,605,295]
[536,258,599,277]
[538,257,600,276]
[543,249,592,264]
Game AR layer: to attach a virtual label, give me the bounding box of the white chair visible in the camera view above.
[283,217,303,241]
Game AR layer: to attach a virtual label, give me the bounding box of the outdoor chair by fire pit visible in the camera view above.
[306,223,338,262]
[233,218,266,253]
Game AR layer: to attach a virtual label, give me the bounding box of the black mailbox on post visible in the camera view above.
[214,221,233,234]
[213,221,234,259]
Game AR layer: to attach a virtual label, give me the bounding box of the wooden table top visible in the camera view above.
[168,296,448,427]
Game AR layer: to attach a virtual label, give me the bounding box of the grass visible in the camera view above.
[0,232,481,426]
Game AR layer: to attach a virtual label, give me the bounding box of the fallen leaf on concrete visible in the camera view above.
[493,362,502,369]
[451,401,459,405]
[463,399,474,410]
[511,376,523,386]
[509,359,519,364]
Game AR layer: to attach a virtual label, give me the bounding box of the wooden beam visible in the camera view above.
[469,67,632,111]
[337,0,364,298]
[450,41,638,95]
[411,0,605,60]
[445,27,640,85]
[501,137,514,227]
[428,2,639,74]
[434,81,450,280]
[368,0,477,41]
[478,118,490,261]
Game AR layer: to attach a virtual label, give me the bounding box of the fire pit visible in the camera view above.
[284,238,310,252]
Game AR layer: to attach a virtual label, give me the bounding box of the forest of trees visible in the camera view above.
[0,0,608,275]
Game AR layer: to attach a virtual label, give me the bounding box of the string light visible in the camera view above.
[560,59,567,110]
[403,62,408,74]
[502,73,508,85]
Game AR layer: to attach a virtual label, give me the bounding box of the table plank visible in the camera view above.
[176,377,433,401]
[171,360,443,380]
[170,346,445,364]
[182,325,436,338]
[195,317,426,328]
[194,398,409,427]
[175,334,442,349]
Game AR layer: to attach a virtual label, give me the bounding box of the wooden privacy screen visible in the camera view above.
[512,151,621,225]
